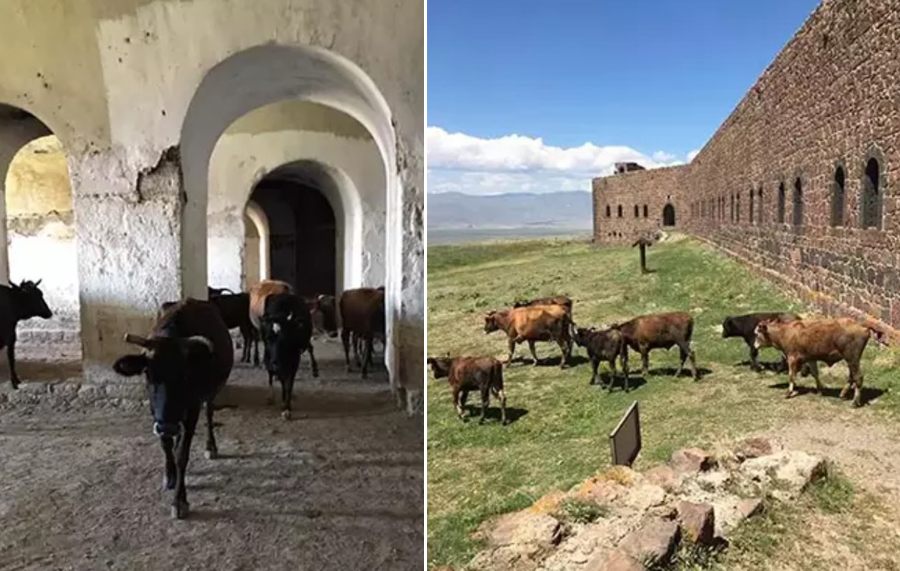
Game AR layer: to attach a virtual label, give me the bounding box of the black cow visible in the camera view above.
[0,280,52,388]
[207,286,234,298]
[722,312,800,371]
[209,293,257,363]
[572,326,629,392]
[259,292,315,420]
[113,299,234,519]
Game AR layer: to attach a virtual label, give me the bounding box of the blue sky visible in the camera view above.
[427,0,821,195]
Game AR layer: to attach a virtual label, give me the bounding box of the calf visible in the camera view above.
[259,292,315,420]
[754,318,885,407]
[113,299,234,519]
[722,312,801,371]
[572,326,629,392]
[611,312,698,380]
[0,280,53,388]
[484,305,572,368]
[339,287,385,378]
[513,295,573,313]
[427,356,507,425]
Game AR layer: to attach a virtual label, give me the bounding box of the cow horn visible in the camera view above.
[184,336,214,353]
[124,334,154,348]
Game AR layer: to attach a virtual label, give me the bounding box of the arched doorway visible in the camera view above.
[249,173,336,297]
[662,203,676,227]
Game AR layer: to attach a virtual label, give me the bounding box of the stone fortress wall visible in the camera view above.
[592,0,900,336]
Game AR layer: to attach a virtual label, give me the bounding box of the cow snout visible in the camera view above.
[153,421,183,438]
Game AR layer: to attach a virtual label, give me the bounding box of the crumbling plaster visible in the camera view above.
[0,0,423,412]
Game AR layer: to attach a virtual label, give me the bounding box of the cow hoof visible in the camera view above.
[281,410,292,421]
[204,449,218,460]
[171,502,190,519]
[784,390,798,399]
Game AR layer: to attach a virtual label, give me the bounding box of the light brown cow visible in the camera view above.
[248,280,293,366]
[754,317,885,406]
[484,304,572,368]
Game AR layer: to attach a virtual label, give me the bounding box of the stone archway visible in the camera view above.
[662,203,676,227]
[180,43,403,393]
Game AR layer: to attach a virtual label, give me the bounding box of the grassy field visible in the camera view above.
[426,236,900,570]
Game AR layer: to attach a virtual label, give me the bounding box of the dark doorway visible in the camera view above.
[662,203,676,226]
[250,177,336,297]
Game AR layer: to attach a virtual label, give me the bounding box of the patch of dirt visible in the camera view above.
[0,341,423,571]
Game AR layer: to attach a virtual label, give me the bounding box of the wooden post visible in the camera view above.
[639,243,647,274]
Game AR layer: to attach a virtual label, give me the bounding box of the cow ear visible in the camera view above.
[113,354,148,377]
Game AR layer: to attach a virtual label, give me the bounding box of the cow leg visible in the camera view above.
[8,339,19,389]
[361,335,374,379]
[497,388,508,425]
[307,345,319,378]
[172,404,200,519]
[682,343,699,381]
[341,329,352,371]
[639,346,650,377]
[204,400,218,460]
[240,326,251,363]
[159,436,176,490]
[620,350,630,393]
[267,371,276,405]
[479,386,490,424]
[557,338,568,369]
[810,361,823,394]
[589,357,600,385]
[848,360,864,407]
[353,333,363,368]
[607,358,617,393]
[253,328,260,366]
[459,389,469,417]
[785,356,800,399]
[527,340,539,366]
[505,338,517,366]
[280,374,295,421]
[453,387,465,421]
[748,342,760,372]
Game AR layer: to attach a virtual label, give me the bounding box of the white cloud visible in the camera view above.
[687,149,701,162]
[427,126,693,195]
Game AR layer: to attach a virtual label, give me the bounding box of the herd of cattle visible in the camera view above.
[0,278,385,519]
[428,295,887,426]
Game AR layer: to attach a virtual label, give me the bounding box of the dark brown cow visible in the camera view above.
[610,311,698,380]
[339,287,385,378]
[722,312,801,371]
[302,294,339,338]
[572,325,629,391]
[113,299,234,519]
[754,317,885,406]
[427,356,507,425]
[513,295,573,313]
[484,305,572,368]
[0,280,52,388]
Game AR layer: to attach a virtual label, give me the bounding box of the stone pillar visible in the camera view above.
[207,209,245,292]
[71,147,185,382]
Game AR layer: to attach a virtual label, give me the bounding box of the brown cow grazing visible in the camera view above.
[484,305,572,368]
[113,299,234,519]
[572,325,629,392]
[339,287,385,378]
[722,312,801,371]
[513,295,573,313]
[427,356,507,425]
[754,318,885,407]
[610,312,698,380]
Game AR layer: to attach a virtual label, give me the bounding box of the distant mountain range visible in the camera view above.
[427,191,593,230]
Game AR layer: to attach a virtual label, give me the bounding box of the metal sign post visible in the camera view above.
[609,401,641,467]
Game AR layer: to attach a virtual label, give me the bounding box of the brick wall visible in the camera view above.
[592,165,685,242]
[591,0,900,334]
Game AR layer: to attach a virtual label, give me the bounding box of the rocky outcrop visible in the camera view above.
[463,438,827,571]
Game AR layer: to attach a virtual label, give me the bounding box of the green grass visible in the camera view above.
[426,236,900,569]
[554,497,609,524]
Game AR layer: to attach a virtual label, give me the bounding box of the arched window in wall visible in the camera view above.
[736,192,741,223]
[749,189,754,224]
[777,182,786,224]
[606,205,611,218]
[643,204,648,218]
[634,205,639,218]
[861,158,882,230]
[617,205,623,218]
[792,178,803,227]
[730,194,734,222]
[831,166,845,227]
[757,186,763,224]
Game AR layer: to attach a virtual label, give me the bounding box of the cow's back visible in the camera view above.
[510,305,568,338]
[153,299,234,392]
[339,287,385,333]
[249,280,293,329]
[622,312,693,346]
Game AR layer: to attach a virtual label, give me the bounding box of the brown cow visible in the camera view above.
[427,356,507,425]
[513,295,573,313]
[484,305,572,368]
[610,312,698,380]
[249,280,320,376]
[754,317,885,406]
[339,287,385,378]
